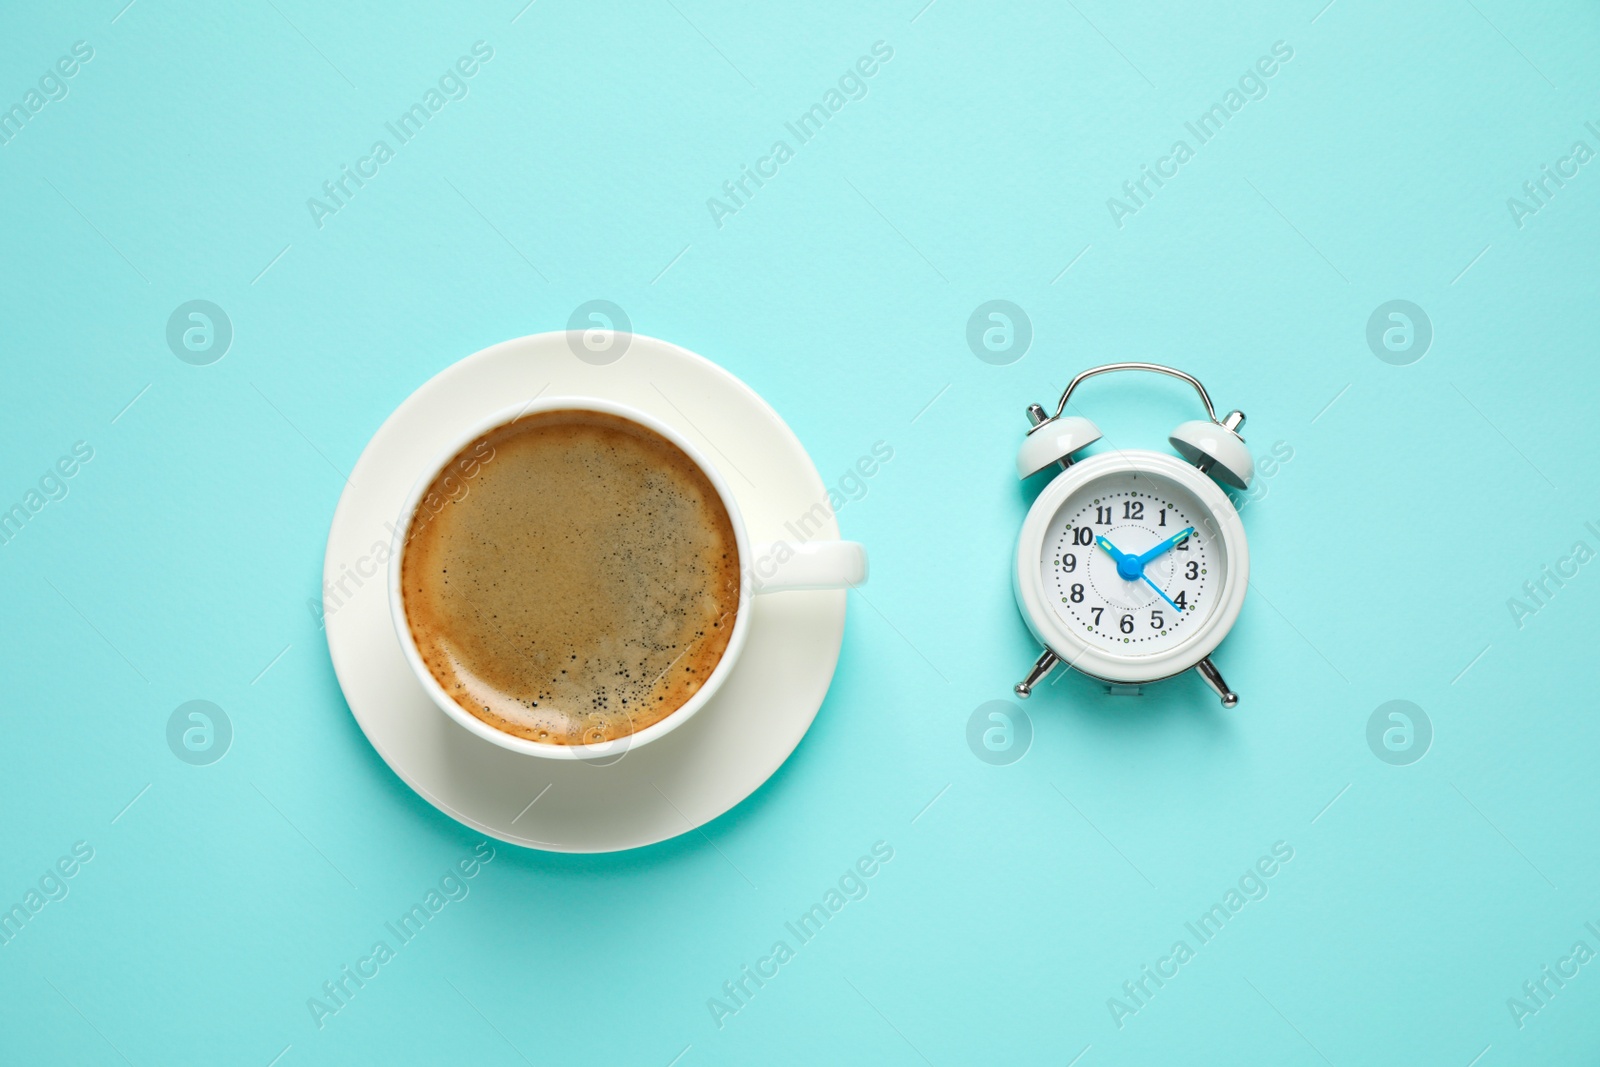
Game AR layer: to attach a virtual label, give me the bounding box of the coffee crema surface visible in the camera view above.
[401,409,741,745]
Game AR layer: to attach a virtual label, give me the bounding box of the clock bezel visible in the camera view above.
[1014,450,1248,685]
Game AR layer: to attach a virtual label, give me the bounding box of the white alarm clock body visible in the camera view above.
[1012,364,1253,707]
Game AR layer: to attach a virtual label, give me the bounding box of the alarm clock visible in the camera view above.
[1012,362,1252,707]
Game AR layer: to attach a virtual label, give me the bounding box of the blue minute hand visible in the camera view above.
[1135,526,1196,568]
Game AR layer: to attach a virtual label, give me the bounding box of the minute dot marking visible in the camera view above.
[1047,487,1210,646]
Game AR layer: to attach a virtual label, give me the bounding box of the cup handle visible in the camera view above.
[748,540,867,594]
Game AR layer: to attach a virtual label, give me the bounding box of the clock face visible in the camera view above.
[1039,470,1225,657]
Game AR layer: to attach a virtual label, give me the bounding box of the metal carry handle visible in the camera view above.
[1051,362,1220,424]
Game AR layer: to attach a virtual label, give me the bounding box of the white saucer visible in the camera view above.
[323,332,848,853]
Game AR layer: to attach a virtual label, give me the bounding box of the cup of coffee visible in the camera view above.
[387,397,866,759]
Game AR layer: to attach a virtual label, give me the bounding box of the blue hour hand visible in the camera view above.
[1095,535,1128,564]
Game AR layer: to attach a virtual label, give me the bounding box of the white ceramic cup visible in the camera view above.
[388,396,867,760]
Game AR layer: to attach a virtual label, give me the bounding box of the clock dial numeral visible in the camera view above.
[1043,481,1215,655]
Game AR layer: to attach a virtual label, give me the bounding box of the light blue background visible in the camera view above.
[3,1,1599,1063]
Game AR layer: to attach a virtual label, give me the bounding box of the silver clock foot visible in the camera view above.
[1195,656,1238,708]
[1015,650,1059,699]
